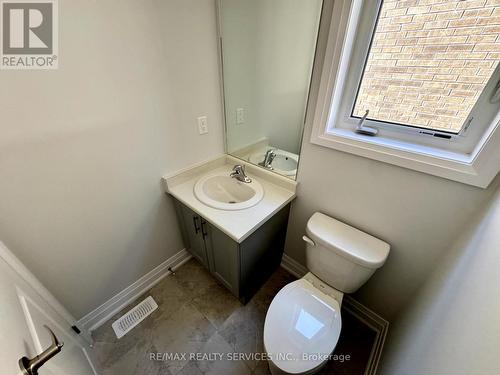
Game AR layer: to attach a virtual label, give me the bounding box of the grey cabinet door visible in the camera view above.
[181,205,209,269]
[203,220,240,297]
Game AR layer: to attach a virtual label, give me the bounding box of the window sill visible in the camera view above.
[310,127,499,188]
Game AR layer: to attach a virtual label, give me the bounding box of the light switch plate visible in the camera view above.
[198,116,208,135]
[236,108,245,125]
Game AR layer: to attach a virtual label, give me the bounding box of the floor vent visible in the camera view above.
[112,296,158,339]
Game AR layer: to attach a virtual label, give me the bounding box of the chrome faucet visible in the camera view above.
[230,165,252,183]
[259,149,276,169]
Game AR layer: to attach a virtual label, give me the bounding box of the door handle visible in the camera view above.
[201,219,208,239]
[19,325,64,375]
[193,216,200,234]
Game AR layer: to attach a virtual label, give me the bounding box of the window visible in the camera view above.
[352,0,500,136]
[310,0,500,188]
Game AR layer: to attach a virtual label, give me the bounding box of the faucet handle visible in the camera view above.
[230,164,252,183]
[232,164,244,172]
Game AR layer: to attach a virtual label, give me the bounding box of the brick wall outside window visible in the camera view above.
[353,0,500,133]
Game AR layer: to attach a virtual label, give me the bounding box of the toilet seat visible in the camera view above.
[264,279,342,374]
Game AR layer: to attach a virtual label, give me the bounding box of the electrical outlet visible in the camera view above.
[236,108,245,125]
[197,116,208,135]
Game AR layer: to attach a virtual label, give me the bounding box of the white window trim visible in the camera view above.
[310,0,500,188]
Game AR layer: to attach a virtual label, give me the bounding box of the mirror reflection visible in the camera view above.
[219,0,323,179]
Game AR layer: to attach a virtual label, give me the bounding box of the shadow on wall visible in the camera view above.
[380,184,500,375]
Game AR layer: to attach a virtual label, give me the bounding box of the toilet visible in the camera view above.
[264,212,390,375]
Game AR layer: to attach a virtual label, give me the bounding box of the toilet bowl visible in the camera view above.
[264,212,390,375]
[264,275,342,375]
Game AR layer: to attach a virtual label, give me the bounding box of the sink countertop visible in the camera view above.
[162,155,297,243]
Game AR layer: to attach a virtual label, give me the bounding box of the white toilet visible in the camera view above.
[264,212,390,375]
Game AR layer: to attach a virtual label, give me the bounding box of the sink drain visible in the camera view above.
[228,201,237,204]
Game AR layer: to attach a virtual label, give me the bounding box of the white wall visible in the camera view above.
[0,0,224,318]
[254,0,322,154]
[221,0,321,154]
[220,0,263,153]
[284,0,499,321]
[380,185,500,375]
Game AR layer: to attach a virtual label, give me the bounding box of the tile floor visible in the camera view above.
[93,259,377,375]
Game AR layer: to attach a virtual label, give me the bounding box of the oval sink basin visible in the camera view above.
[249,150,298,176]
[270,154,298,173]
[194,173,264,210]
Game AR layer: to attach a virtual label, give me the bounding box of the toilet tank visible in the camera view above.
[304,213,390,293]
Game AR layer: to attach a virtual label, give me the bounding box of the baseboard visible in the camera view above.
[280,253,308,278]
[342,296,389,375]
[280,253,389,375]
[77,248,192,332]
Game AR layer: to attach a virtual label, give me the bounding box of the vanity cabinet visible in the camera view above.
[174,200,290,303]
[179,205,210,269]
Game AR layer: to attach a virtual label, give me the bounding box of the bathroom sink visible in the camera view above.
[249,150,298,176]
[194,173,264,210]
[270,154,298,173]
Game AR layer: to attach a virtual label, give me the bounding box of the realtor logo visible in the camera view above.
[1,0,58,69]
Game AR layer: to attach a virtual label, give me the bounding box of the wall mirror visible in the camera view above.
[218,0,323,180]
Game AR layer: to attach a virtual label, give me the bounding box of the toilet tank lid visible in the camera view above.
[306,212,390,268]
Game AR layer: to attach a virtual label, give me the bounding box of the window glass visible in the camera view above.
[352,0,500,134]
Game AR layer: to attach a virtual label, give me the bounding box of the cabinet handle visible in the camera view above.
[201,219,208,238]
[193,216,200,234]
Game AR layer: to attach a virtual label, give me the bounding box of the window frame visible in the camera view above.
[310,0,500,188]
